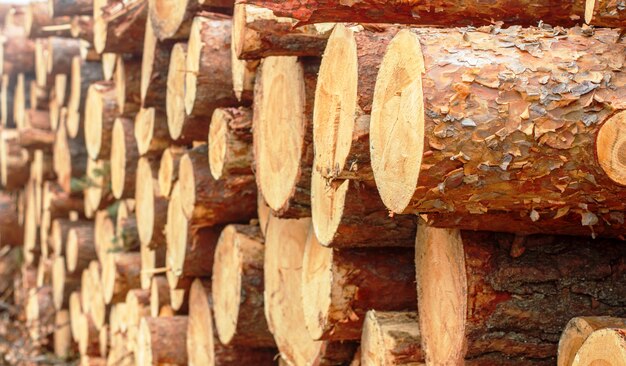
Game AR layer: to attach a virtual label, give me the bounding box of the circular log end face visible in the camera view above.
[55,74,67,106]
[212,226,242,345]
[101,253,116,304]
[140,18,156,103]
[69,57,81,111]
[188,279,215,366]
[311,170,349,246]
[165,183,186,289]
[572,328,626,366]
[208,109,228,180]
[232,4,247,58]
[85,85,104,160]
[256,56,305,213]
[140,244,156,289]
[66,228,78,272]
[135,108,155,155]
[302,228,333,340]
[361,311,385,366]
[370,29,425,214]
[584,0,595,24]
[136,157,155,245]
[184,18,203,116]
[178,153,196,218]
[149,0,187,40]
[136,317,154,366]
[101,53,117,81]
[558,317,597,366]
[114,58,126,115]
[52,256,65,310]
[166,43,187,140]
[596,110,626,186]
[110,118,127,199]
[93,16,107,54]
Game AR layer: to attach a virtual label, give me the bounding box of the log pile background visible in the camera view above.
[0,0,623,365]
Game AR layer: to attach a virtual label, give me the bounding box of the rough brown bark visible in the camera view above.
[94,0,146,54]
[136,316,188,365]
[42,180,84,219]
[50,0,93,16]
[208,107,253,180]
[369,27,626,228]
[134,107,171,156]
[0,25,34,75]
[212,224,274,348]
[558,316,626,366]
[1,129,31,190]
[18,125,55,152]
[361,311,424,366]
[113,56,142,115]
[148,0,234,41]
[66,224,97,274]
[232,4,329,60]
[0,192,24,247]
[415,227,626,364]
[1,75,16,128]
[68,58,103,138]
[242,0,623,27]
[253,57,317,218]
[25,2,72,38]
[110,117,139,199]
[47,37,84,78]
[179,144,257,228]
[84,81,118,160]
[102,251,141,304]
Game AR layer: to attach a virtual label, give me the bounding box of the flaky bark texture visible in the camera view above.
[242,0,623,27]
[369,27,626,227]
[0,193,24,246]
[137,317,188,365]
[25,2,72,38]
[415,227,626,365]
[43,181,84,219]
[47,37,83,77]
[94,0,146,54]
[50,0,93,16]
[361,311,424,366]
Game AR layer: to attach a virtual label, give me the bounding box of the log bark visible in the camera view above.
[42,180,84,219]
[66,224,97,273]
[208,107,253,180]
[148,0,234,41]
[50,0,93,16]
[93,0,146,54]
[70,15,95,42]
[264,215,358,365]
[136,316,188,365]
[102,251,141,304]
[232,4,328,60]
[230,47,257,103]
[53,121,87,193]
[414,227,626,364]
[18,125,55,152]
[25,286,55,342]
[212,224,274,347]
[302,230,416,340]
[54,309,73,359]
[12,73,31,129]
[0,24,35,75]
[182,13,240,141]
[25,2,72,38]
[115,199,140,252]
[83,158,114,214]
[110,117,139,199]
[134,107,171,156]
[361,311,424,366]
[253,56,318,218]
[0,130,29,191]
[113,56,141,115]
[68,58,103,138]
[187,278,276,366]
[52,255,80,309]
[78,312,100,356]
[47,37,84,77]
[558,316,626,366]
[0,193,24,246]
[179,143,257,228]
[149,275,170,317]
[51,218,89,256]
[571,327,626,366]
[369,27,626,226]
[84,81,118,160]
[157,145,185,197]
[242,0,624,27]
[135,156,167,249]
[140,15,175,108]
[1,75,16,128]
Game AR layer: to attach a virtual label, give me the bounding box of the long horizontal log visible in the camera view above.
[46,37,84,77]
[0,24,34,75]
[370,27,626,222]
[242,0,625,27]
[24,2,72,38]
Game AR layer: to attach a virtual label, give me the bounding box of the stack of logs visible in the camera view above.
[0,0,624,364]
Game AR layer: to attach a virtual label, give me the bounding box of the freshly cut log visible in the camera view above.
[22,183,39,265]
[113,56,142,115]
[0,24,35,75]
[24,2,72,38]
[140,16,174,108]
[183,14,240,140]
[115,200,140,252]
[187,278,276,366]
[54,309,73,359]
[53,74,69,107]
[42,180,84,219]
[49,0,93,16]
[208,107,252,180]
[18,125,55,152]
[264,215,357,364]
[212,224,274,347]
[257,193,270,237]
[70,15,95,42]
[414,227,626,365]
[98,325,108,358]
[93,210,115,262]
[84,81,118,160]
[69,291,82,340]
[101,52,117,81]
[1,75,15,127]
[25,286,55,342]
[52,255,80,309]
[53,120,88,193]
[559,316,626,366]
[126,289,151,351]
[68,57,103,137]
[164,42,190,141]
[241,0,624,27]
[230,45,257,103]
[0,193,24,247]
[312,24,418,248]
[77,312,100,356]
[93,0,146,54]
[148,0,234,40]
[135,156,167,249]
[149,275,169,317]
[0,129,30,191]
[361,311,423,366]
[136,316,188,365]
[134,107,171,156]
[302,230,416,340]
[369,27,626,224]
[12,73,30,129]
[29,80,49,111]
[571,327,626,366]
[140,236,166,290]
[46,37,84,77]
[179,144,256,228]
[36,256,53,287]
[232,4,328,60]
[66,224,97,273]
[110,117,139,199]
[157,145,185,197]
[83,158,114,213]
[51,218,87,255]
[101,252,142,304]
[253,56,318,218]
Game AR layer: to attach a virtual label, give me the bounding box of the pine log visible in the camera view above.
[83,158,114,214]
[15,264,37,308]
[25,286,55,342]
[257,193,270,237]
[0,24,35,75]
[115,199,140,252]
[47,37,84,77]
[51,218,89,256]
[208,107,252,180]
[110,117,139,199]
[42,180,84,218]
[361,311,424,366]
[140,235,166,290]
[253,56,318,218]
[1,75,16,127]
[66,224,97,273]
[68,57,103,137]
[571,327,626,366]
[19,125,55,152]
[78,312,100,356]
[157,145,185,197]
[302,230,416,340]
[242,0,624,26]
[84,81,118,159]
[135,156,167,249]
[102,251,141,304]
[369,27,626,224]
[126,288,151,351]
[182,14,240,141]
[148,0,234,41]
[230,46,257,103]
[22,183,39,265]
[54,309,73,359]
[29,80,49,110]
[53,120,88,193]
[559,316,626,366]
[24,2,72,38]
[12,73,31,129]
[0,193,24,246]
[50,0,93,16]
[98,325,108,358]
[415,227,626,364]
[149,275,169,317]
[212,224,274,347]
[53,74,69,107]
[134,107,171,156]
[164,42,194,143]
[70,15,95,42]
[93,0,146,54]
[136,316,188,365]
[69,291,82,340]
[100,52,116,81]
[187,278,276,365]
[232,4,328,60]
[113,56,141,115]
[0,130,30,191]
[52,255,80,309]
[264,215,358,364]
[36,256,53,287]
[179,144,256,228]
[93,210,115,262]
[140,16,175,108]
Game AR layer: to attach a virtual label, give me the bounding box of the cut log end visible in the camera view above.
[208,108,228,180]
[596,110,626,186]
[187,278,214,365]
[135,157,156,245]
[110,117,139,199]
[558,317,626,366]
[572,328,626,366]
[301,230,333,340]
[178,153,196,218]
[84,82,114,160]
[166,43,187,140]
[148,0,190,40]
[361,311,423,366]
[158,146,184,197]
[134,107,155,155]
